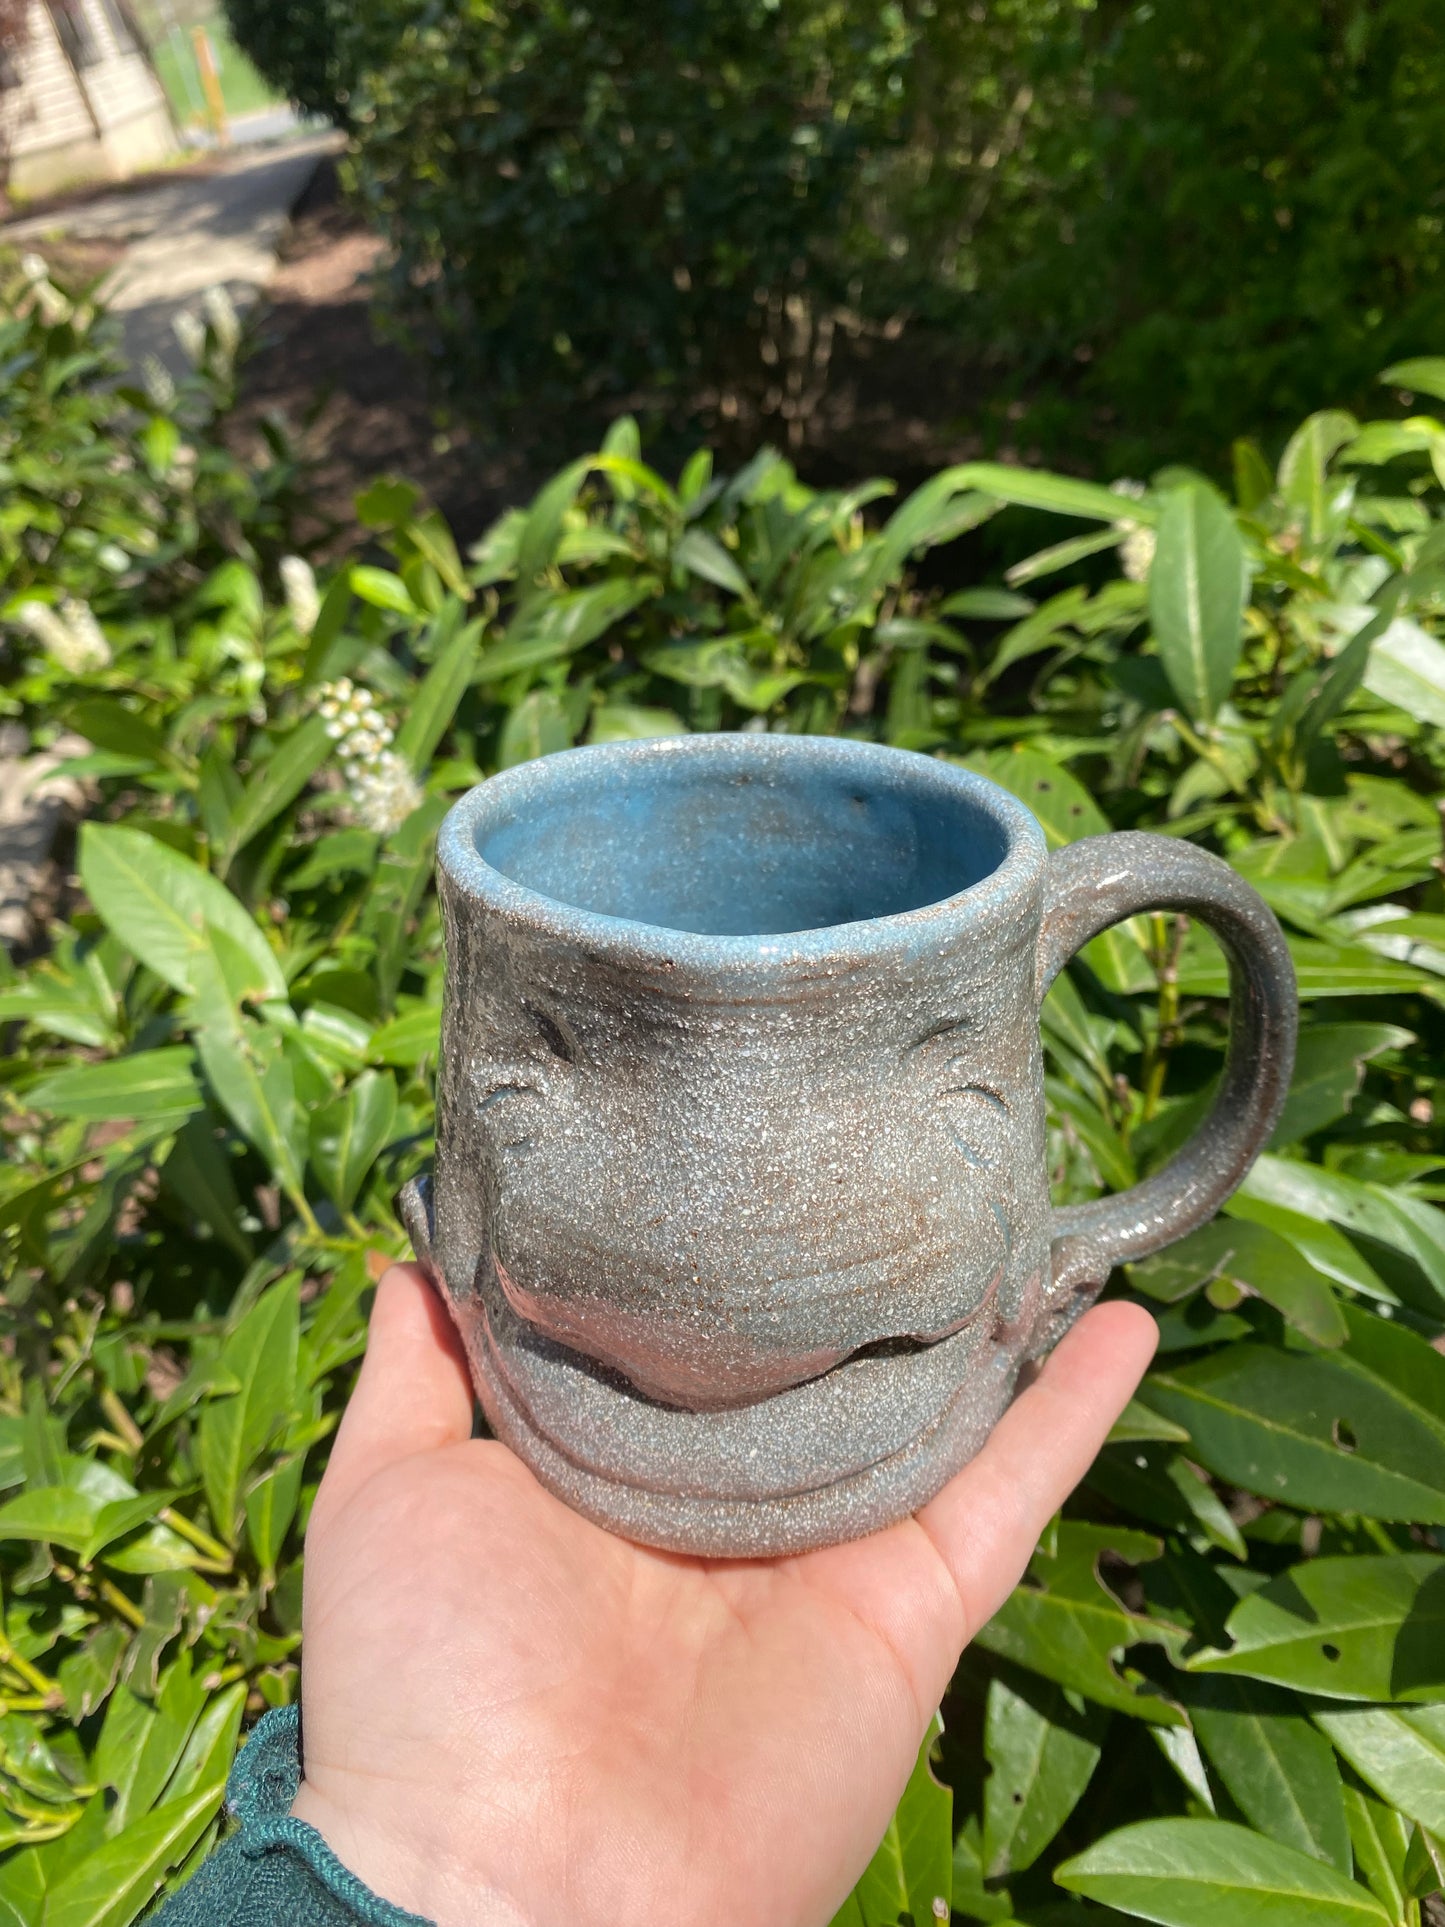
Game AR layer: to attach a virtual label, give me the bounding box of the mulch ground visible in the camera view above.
[231,159,541,555]
[231,159,1007,556]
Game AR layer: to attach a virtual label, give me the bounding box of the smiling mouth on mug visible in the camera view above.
[489,1229,1016,1414]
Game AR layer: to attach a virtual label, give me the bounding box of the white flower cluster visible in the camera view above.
[316,678,423,835]
[15,598,112,674]
[141,353,177,411]
[173,309,206,366]
[204,284,242,359]
[19,251,72,328]
[174,286,241,373]
[279,555,320,637]
[1110,477,1157,584]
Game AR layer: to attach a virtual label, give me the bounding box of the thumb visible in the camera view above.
[320,1263,476,1511]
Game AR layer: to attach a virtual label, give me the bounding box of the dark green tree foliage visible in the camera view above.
[334,0,911,420]
[989,0,1445,471]
[220,0,361,123]
[230,0,1445,474]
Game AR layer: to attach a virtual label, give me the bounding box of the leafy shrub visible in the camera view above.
[251,0,915,428]
[3,269,1445,1924]
[224,0,1445,475]
[983,0,1445,473]
[219,0,368,126]
[0,257,306,620]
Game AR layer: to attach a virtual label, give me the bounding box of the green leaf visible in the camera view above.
[1190,1554,1445,1700]
[195,1020,305,1201]
[1148,481,1248,720]
[1141,1324,1445,1520]
[299,574,355,685]
[405,510,471,601]
[1362,616,1445,729]
[1130,1218,1347,1347]
[939,587,1034,620]
[1278,410,1359,540]
[1238,1158,1445,1317]
[94,1661,206,1838]
[1381,357,1445,402]
[27,1049,202,1127]
[348,564,418,615]
[158,1115,251,1261]
[1269,1023,1412,1146]
[1178,935,1427,999]
[367,1004,440,1067]
[949,1818,1014,1923]
[78,825,286,1005]
[64,699,170,769]
[1187,1678,1350,1870]
[1404,1822,1445,1900]
[162,1679,245,1804]
[244,1454,303,1574]
[497,689,573,768]
[393,612,483,775]
[480,579,658,684]
[41,1731,231,1927]
[588,704,688,743]
[516,456,593,582]
[674,528,751,598]
[1317,1704,1445,1836]
[831,1711,951,1927]
[220,713,332,865]
[1004,525,1125,586]
[1344,1783,1415,1922]
[308,1069,398,1211]
[57,1624,128,1722]
[1107,1399,1191,1446]
[952,462,1153,526]
[0,1485,100,1553]
[356,477,421,528]
[198,1274,300,1543]
[983,1674,1105,1879]
[964,745,1110,845]
[974,1523,1186,1721]
[1055,1817,1388,1926]
[1089,1443,1247,1560]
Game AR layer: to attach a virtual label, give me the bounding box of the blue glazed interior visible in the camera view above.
[474,753,1010,937]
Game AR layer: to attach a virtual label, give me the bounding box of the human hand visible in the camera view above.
[290,1264,1156,1927]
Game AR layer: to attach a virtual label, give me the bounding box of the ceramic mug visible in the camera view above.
[399,734,1296,1557]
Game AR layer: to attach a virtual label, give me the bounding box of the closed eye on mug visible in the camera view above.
[527,1004,577,1063]
[937,1083,1010,1166]
[475,1077,545,1153]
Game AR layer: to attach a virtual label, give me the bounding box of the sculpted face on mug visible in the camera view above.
[456,951,1051,1412]
[405,736,1295,1555]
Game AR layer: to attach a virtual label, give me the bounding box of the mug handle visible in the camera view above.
[1033,831,1298,1346]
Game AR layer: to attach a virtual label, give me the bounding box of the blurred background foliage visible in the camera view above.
[221,0,1445,475]
[1,245,1444,1924]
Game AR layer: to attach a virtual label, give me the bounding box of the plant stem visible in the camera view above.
[158,1506,234,1569]
[0,1636,57,1700]
[1142,913,1186,1121]
[97,1579,145,1629]
[98,1387,144,1456]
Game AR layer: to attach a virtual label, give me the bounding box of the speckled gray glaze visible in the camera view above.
[398,734,1296,1557]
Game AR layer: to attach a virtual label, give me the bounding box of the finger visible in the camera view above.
[320,1263,475,1511]
[914,1298,1158,1632]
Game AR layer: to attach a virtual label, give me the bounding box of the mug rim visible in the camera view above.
[437,733,1047,973]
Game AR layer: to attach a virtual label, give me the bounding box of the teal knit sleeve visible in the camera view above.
[147,1707,435,1927]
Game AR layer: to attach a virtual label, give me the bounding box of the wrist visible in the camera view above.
[289,1780,536,1927]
